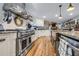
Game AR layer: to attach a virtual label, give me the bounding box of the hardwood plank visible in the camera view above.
[26,36,56,56]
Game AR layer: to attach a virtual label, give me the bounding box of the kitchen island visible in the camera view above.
[55,31,79,56]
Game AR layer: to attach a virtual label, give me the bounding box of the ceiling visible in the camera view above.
[25,3,79,23]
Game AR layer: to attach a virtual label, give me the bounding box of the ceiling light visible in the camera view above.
[70,13,73,15]
[59,5,63,19]
[67,3,75,12]
[55,14,58,17]
[59,15,63,19]
[43,16,46,18]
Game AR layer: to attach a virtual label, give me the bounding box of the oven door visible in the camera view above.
[21,39,27,51]
[16,37,27,56]
[16,35,32,56]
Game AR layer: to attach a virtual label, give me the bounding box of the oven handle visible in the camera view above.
[0,39,6,42]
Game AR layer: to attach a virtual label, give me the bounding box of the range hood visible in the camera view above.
[3,3,32,20]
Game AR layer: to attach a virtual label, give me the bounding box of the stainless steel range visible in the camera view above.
[16,30,35,56]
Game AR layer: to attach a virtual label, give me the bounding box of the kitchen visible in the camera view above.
[0,3,79,56]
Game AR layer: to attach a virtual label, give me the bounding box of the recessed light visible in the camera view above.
[43,16,46,18]
[70,13,73,15]
[55,14,58,17]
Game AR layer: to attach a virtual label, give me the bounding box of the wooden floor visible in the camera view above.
[26,36,56,56]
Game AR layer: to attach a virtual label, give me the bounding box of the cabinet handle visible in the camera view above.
[0,39,6,42]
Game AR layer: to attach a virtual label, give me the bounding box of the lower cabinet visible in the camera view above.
[0,30,35,56]
[57,33,79,56]
[0,32,17,56]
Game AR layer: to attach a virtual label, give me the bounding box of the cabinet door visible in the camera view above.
[0,34,11,56]
[0,33,16,56]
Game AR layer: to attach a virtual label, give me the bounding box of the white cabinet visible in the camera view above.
[0,32,17,56]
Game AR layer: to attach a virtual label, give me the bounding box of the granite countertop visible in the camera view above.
[59,31,79,42]
[0,29,26,34]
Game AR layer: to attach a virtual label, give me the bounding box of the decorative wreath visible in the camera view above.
[14,17,23,26]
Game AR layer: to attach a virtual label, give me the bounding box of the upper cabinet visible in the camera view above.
[61,18,79,31]
[61,19,76,30]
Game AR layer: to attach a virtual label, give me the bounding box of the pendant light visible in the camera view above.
[67,3,75,12]
[59,5,63,19]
